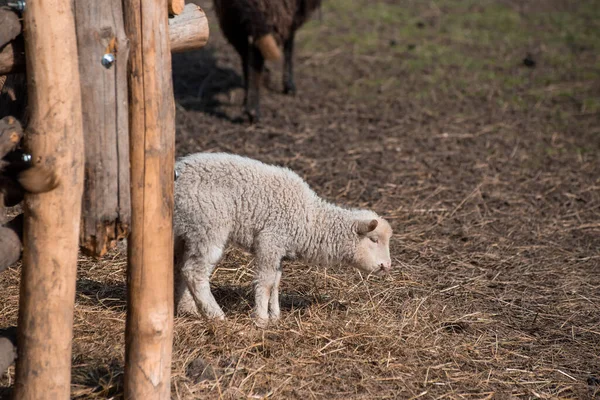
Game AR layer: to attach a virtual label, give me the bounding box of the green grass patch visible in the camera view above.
[297,0,600,109]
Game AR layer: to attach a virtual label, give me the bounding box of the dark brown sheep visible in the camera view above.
[213,0,322,122]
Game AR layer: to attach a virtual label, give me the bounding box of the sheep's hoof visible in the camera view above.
[244,108,260,124]
[283,83,296,95]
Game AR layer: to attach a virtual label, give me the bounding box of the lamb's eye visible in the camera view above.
[369,237,379,244]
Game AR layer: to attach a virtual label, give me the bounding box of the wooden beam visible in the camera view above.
[0,4,209,75]
[13,0,85,398]
[168,0,185,16]
[75,0,131,257]
[169,3,209,53]
[123,0,175,397]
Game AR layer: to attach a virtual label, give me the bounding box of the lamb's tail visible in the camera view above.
[255,34,281,61]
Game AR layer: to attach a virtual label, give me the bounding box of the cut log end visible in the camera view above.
[0,9,21,48]
[168,3,209,53]
[18,165,60,194]
[0,333,17,376]
[168,0,185,16]
[0,225,22,273]
[0,116,23,157]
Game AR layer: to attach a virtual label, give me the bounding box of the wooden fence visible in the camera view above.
[0,0,209,398]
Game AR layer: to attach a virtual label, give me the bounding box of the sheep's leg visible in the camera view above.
[180,248,225,320]
[241,47,249,104]
[283,32,296,95]
[175,272,198,317]
[268,268,282,322]
[253,244,284,328]
[174,238,198,316]
[244,44,264,123]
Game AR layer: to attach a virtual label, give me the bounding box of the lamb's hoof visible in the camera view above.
[202,306,226,321]
[176,302,200,318]
[208,313,226,321]
[254,317,269,329]
[269,313,280,324]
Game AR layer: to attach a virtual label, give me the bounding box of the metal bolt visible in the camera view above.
[7,1,25,12]
[101,53,116,69]
[21,153,32,163]
[174,169,180,181]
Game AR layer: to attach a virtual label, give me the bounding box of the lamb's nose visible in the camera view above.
[380,263,391,273]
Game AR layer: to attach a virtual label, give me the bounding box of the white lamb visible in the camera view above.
[174,153,393,327]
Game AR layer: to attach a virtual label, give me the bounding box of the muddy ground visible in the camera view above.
[1,0,599,398]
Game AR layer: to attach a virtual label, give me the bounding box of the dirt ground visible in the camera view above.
[1,0,600,398]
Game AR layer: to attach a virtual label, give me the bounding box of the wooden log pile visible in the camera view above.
[0,0,211,397]
[0,3,209,75]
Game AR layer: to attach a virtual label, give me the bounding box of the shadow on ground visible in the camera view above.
[172,47,243,123]
[76,279,127,312]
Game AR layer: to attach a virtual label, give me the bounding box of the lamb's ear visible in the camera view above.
[356,219,378,235]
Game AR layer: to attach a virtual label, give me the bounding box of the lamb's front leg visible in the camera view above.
[253,247,283,328]
[268,269,282,322]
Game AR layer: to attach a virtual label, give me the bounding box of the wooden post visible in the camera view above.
[123,0,175,397]
[75,0,131,257]
[13,0,85,398]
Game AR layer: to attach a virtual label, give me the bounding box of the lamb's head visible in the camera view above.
[351,216,393,276]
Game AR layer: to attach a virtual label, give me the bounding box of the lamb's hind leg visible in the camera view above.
[175,271,198,317]
[175,238,198,316]
[179,245,225,320]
